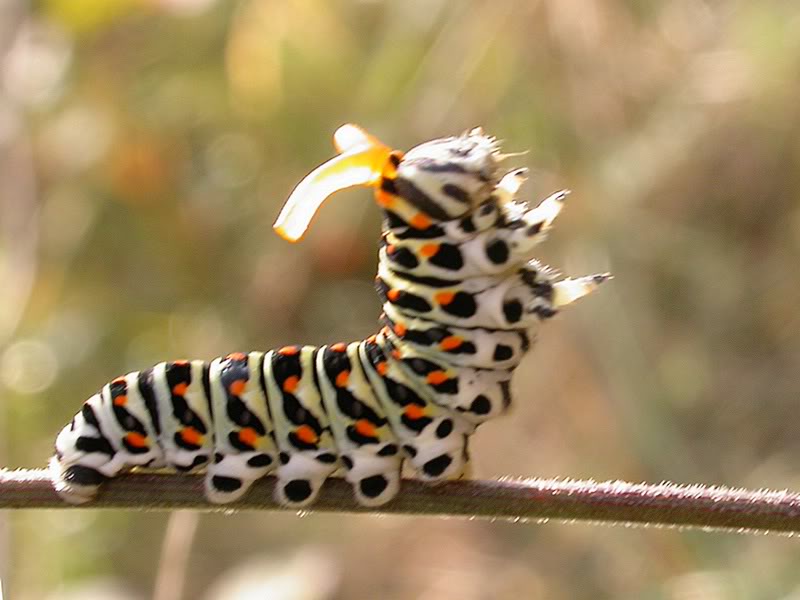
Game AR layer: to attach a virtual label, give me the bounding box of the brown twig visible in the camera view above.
[1,469,799,535]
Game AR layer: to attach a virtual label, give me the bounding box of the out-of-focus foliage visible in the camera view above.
[1,0,799,598]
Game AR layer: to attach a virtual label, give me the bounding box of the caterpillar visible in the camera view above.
[51,124,609,508]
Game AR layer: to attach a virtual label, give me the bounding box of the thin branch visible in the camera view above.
[2,469,800,535]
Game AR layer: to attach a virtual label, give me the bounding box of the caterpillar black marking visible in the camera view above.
[51,124,609,507]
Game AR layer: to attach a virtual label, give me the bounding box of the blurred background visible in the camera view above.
[0,0,799,598]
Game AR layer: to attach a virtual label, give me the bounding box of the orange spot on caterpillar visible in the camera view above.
[238,427,258,447]
[376,190,395,208]
[354,419,376,438]
[331,342,347,352]
[367,334,377,344]
[426,371,449,385]
[282,375,299,393]
[439,336,462,351]
[227,352,247,361]
[410,214,431,229]
[393,323,407,336]
[420,243,440,258]
[113,395,127,406]
[180,427,203,446]
[278,346,299,356]
[229,379,246,396]
[125,432,148,448]
[112,376,126,385]
[172,382,189,396]
[376,361,388,376]
[391,349,402,360]
[386,244,396,255]
[435,292,455,306]
[335,370,350,388]
[404,404,425,420]
[295,425,318,445]
[387,289,401,302]
[173,360,190,366]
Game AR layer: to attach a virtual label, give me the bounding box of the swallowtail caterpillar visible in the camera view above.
[51,124,608,507]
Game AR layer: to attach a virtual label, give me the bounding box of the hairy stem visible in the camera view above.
[1,469,799,535]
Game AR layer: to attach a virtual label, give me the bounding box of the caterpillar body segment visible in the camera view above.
[314,342,403,506]
[264,346,339,507]
[380,190,568,283]
[52,124,608,507]
[203,352,277,504]
[360,335,473,483]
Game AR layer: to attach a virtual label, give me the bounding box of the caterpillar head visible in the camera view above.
[274,125,502,241]
[390,128,501,222]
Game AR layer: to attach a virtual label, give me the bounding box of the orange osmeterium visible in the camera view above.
[272,124,394,243]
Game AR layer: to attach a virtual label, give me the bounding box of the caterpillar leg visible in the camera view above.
[205,353,278,504]
[204,452,275,504]
[339,443,402,507]
[361,337,475,485]
[403,415,473,483]
[273,450,339,507]
[317,344,403,507]
[263,347,341,507]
